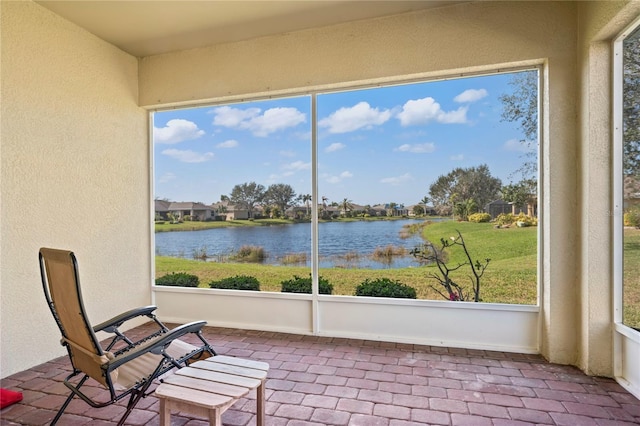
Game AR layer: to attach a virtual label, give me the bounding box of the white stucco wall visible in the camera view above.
[0,1,149,377]
[576,0,640,378]
[2,0,638,381]
[139,1,580,367]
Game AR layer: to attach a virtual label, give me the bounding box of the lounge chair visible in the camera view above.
[39,247,216,425]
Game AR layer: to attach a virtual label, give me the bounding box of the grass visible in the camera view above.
[155,215,433,232]
[624,228,640,329]
[155,220,539,304]
[420,221,538,303]
[155,218,291,232]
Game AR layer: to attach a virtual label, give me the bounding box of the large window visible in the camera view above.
[152,69,539,304]
[619,24,640,331]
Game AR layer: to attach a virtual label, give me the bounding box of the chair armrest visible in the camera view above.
[105,321,207,370]
[93,306,158,333]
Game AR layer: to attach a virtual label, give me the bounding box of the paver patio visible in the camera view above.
[1,324,639,425]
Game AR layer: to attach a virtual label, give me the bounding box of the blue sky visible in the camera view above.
[153,71,536,206]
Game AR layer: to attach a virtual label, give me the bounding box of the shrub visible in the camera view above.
[155,272,199,287]
[624,206,640,227]
[281,252,307,265]
[281,275,333,294]
[209,275,260,291]
[514,212,538,227]
[355,278,417,299]
[495,213,515,226]
[468,212,491,223]
[372,245,407,259]
[230,245,266,262]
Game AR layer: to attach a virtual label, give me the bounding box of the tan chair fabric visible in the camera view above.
[115,340,197,390]
[40,248,109,387]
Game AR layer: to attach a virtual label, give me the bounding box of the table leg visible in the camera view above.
[257,379,265,426]
[159,398,170,426]
[208,407,222,425]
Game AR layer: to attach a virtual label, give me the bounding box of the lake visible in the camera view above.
[155,219,436,269]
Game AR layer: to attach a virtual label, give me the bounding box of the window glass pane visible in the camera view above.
[317,71,538,303]
[153,96,312,292]
[623,27,640,330]
[151,70,539,304]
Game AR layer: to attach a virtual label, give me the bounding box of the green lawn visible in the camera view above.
[624,228,640,329]
[156,220,539,304]
[155,218,292,232]
[155,215,424,233]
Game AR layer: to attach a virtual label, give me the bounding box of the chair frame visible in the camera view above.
[40,248,216,425]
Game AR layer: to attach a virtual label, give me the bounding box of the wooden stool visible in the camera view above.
[155,356,269,426]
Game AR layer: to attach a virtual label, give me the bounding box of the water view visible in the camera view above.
[155,219,436,269]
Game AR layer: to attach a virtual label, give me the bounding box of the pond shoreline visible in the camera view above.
[155,218,434,269]
[155,216,441,233]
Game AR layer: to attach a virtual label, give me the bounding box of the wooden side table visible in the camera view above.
[155,355,269,426]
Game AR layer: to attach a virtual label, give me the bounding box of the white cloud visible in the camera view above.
[158,172,176,183]
[212,106,261,127]
[380,173,412,185]
[397,97,468,126]
[450,154,465,161]
[162,149,214,163]
[283,160,311,171]
[319,102,392,133]
[212,106,306,137]
[154,119,205,144]
[280,150,296,157]
[324,171,353,184]
[395,143,436,153]
[216,139,238,148]
[503,138,533,152]
[454,88,488,103]
[325,142,346,153]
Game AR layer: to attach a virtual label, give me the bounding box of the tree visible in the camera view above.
[229,182,265,219]
[340,198,353,216]
[412,205,425,216]
[300,194,312,216]
[265,183,297,216]
[499,70,538,197]
[429,165,502,216]
[411,230,490,302]
[453,198,477,221]
[501,181,534,210]
[419,196,430,216]
[318,196,329,220]
[387,202,398,217]
[623,31,640,178]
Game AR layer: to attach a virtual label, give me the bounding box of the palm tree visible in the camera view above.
[388,202,398,217]
[301,194,312,216]
[420,196,430,216]
[340,198,353,216]
[318,196,328,220]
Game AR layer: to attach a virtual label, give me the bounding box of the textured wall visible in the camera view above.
[575,0,640,377]
[139,2,580,367]
[2,0,637,379]
[140,2,577,107]
[0,1,149,377]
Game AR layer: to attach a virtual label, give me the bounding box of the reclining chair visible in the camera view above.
[39,247,217,425]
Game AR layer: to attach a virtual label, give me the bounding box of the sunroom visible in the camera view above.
[1,0,639,412]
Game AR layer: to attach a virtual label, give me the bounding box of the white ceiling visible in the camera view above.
[36,1,461,57]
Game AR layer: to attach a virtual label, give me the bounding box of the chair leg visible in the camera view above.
[50,391,75,425]
[116,369,161,426]
[51,374,90,425]
[117,388,146,426]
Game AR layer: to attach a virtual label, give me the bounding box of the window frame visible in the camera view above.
[150,65,543,306]
[613,17,640,334]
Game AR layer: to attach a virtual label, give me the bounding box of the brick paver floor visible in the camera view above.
[1,324,639,425]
